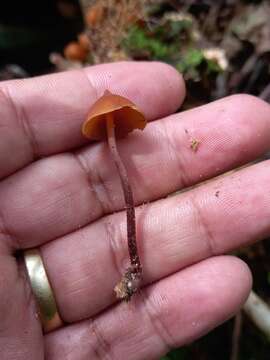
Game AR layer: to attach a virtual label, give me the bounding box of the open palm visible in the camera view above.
[1,61,270,360]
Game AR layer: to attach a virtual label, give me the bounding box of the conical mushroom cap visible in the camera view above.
[82,90,147,140]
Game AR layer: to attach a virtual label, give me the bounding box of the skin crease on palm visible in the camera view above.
[2,61,270,360]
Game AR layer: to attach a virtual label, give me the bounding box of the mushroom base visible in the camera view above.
[114,265,142,302]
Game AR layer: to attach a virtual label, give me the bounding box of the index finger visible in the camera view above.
[0,61,185,179]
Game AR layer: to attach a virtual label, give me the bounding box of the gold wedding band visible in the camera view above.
[24,249,63,332]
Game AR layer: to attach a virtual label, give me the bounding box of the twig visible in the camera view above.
[243,58,265,93]
[259,83,270,102]
[228,54,258,93]
[230,312,242,360]
[243,290,270,340]
[213,73,229,99]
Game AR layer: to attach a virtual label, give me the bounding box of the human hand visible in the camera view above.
[1,61,269,360]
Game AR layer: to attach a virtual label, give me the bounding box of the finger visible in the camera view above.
[1,95,270,249]
[41,160,268,321]
[44,256,251,360]
[0,61,184,179]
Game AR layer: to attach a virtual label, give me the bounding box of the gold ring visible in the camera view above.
[23,248,63,332]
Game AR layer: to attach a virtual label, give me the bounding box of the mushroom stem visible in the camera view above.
[106,113,142,300]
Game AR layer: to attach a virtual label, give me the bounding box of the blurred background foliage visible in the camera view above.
[1,0,270,359]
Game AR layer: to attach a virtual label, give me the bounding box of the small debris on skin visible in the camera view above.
[184,129,200,152]
[190,138,200,152]
[215,190,220,197]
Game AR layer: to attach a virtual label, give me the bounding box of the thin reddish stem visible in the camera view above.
[106,114,141,271]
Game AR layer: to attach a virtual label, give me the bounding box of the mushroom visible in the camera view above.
[82,90,147,301]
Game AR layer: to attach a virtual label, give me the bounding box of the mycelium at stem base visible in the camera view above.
[106,113,142,301]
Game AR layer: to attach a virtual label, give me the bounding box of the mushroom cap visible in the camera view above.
[82,90,147,140]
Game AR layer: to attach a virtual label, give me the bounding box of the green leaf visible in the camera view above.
[123,26,175,60]
[184,49,204,67]
[206,59,223,73]
[176,49,204,78]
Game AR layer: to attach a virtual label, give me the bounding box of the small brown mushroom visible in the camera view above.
[85,3,105,28]
[64,41,88,62]
[78,33,92,51]
[82,90,147,301]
